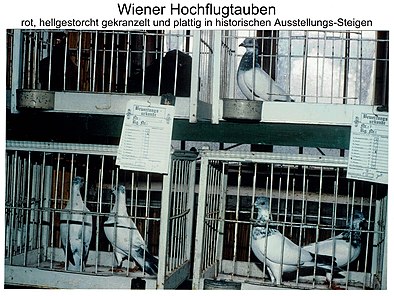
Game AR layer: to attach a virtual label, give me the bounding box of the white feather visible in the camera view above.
[237,38,292,102]
[60,176,92,272]
[104,185,158,275]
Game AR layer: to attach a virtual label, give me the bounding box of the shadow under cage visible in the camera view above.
[192,150,387,290]
[5,140,197,289]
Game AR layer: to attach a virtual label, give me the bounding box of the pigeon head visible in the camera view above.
[72,176,84,188]
[343,210,367,246]
[239,38,259,49]
[348,210,367,231]
[254,196,270,222]
[118,185,126,194]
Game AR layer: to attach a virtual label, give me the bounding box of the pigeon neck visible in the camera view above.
[239,47,260,71]
[256,208,269,222]
[114,193,128,215]
[342,228,362,247]
[71,184,83,204]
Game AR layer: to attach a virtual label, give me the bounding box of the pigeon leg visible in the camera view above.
[266,266,277,285]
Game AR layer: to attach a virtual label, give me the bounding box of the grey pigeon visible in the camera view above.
[60,176,92,271]
[237,38,292,102]
[302,210,366,270]
[251,196,335,285]
[104,185,158,275]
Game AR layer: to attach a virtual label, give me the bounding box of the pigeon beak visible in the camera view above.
[239,42,245,47]
[360,219,368,229]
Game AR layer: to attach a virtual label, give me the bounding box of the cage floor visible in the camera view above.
[216,273,370,290]
[5,256,158,289]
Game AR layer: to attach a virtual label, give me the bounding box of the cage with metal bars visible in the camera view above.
[6,29,213,122]
[7,30,388,125]
[192,150,387,290]
[4,140,197,289]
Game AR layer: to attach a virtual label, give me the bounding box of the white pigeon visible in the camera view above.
[104,185,158,275]
[237,38,293,102]
[302,210,366,270]
[60,176,92,271]
[251,196,335,285]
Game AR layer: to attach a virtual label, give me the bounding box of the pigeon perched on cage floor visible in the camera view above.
[251,196,336,286]
[60,176,92,272]
[104,185,158,275]
[237,38,293,102]
[302,210,367,288]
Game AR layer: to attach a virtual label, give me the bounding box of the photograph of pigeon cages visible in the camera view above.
[5,29,388,290]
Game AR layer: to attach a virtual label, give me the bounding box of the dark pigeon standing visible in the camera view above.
[127,49,192,97]
[39,32,78,91]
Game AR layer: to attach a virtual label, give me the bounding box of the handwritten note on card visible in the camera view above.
[116,100,174,174]
[347,110,388,184]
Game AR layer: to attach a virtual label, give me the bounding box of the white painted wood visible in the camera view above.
[261,102,378,126]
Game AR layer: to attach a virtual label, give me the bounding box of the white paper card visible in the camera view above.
[347,110,388,184]
[116,100,174,174]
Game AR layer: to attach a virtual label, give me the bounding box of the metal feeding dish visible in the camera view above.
[222,98,262,122]
[16,89,55,110]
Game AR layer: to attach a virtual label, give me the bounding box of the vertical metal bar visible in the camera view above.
[9,151,18,264]
[76,31,82,91]
[157,156,173,289]
[108,31,115,92]
[62,33,68,91]
[231,163,242,275]
[247,163,258,279]
[36,152,46,266]
[141,33,147,93]
[156,37,164,96]
[32,32,39,88]
[101,32,107,92]
[192,156,209,289]
[78,154,90,271]
[170,160,179,271]
[362,184,374,289]
[189,30,201,123]
[344,180,357,289]
[95,154,105,274]
[11,29,23,112]
[211,31,222,124]
[300,31,309,102]
[114,33,120,92]
[342,32,351,105]
[124,32,131,93]
[41,165,52,261]
[50,152,61,269]
[185,158,197,263]
[320,32,328,102]
[92,31,98,92]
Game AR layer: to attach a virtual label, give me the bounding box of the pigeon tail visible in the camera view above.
[135,246,158,275]
[312,252,337,267]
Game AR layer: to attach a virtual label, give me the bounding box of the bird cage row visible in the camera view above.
[4,140,197,289]
[220,30,386,104]
[7,29,203,121]
[192,150,387,290]
[7,30,388,123]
